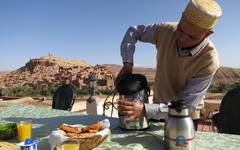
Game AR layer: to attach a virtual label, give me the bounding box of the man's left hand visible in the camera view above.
[118,100,145,122]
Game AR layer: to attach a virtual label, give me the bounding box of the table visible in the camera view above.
[1,102,240,150]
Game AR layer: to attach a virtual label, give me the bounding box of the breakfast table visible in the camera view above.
[1,102,240,150]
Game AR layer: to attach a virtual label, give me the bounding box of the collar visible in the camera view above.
[177,39,208,57]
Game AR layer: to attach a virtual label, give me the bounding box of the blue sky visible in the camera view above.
[0,0,239,71]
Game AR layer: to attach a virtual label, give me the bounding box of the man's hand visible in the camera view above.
[118,99,145,122]
[115,63,133,85]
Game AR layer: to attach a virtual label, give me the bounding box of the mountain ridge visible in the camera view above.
[103,64,240,85]
[0,55,239,88]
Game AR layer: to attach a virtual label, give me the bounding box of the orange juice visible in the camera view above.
[17,121,32,142]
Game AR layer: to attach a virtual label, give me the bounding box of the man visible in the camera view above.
[117,0,222,129]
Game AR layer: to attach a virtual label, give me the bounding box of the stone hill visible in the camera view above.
[212,67,240,85]
[0,54,115,89]
[0,56,239,89]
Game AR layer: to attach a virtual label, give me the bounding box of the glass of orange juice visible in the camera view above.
[17,120,32,142]
[57,140,80,150]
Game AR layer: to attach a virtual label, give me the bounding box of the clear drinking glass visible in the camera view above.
[57,140,80,150]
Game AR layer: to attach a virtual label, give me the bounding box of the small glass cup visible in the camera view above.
[17,120,32,142]
[57,140,80,150]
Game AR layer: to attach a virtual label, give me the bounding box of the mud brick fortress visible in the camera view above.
[0,54,116,89]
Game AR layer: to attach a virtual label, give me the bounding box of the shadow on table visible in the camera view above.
[105,122,165,149]
[110,132,165,149]
[112,118,164,134]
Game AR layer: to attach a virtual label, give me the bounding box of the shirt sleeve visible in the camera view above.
[179,72,215,113]
[144,103,169,120]
[144,72,215,120]
[121,24,159,63]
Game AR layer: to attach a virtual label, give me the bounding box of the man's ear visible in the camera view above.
[205,30,214,38]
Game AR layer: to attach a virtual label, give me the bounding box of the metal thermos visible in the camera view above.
[164,101,195,150]
[115,73,150,130]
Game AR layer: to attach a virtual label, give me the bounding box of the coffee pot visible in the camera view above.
[115,73,150,130]
[164,100,195,150]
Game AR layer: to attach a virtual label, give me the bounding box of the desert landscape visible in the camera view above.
[1,54,239,119]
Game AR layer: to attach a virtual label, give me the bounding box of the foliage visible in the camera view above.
[208,82,240,93]
[1,84,115,97]
[2,82,240,97]
[1,84,58,97]
[98,88,114,95]
[74,87,89,96]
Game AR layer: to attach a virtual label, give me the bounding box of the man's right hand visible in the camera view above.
[118,99,145,122]
[115,63,133,84]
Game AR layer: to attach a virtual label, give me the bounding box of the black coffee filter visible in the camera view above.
[115,73,149,95]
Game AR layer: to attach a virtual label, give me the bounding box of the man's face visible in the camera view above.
[177,16,211,48]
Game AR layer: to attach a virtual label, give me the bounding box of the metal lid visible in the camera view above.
[169,100,189,117]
